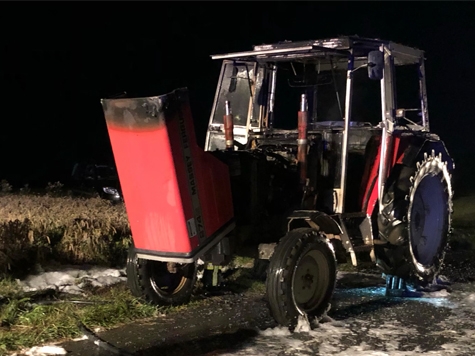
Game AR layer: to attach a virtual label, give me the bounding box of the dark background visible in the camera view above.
[0,2,473,192]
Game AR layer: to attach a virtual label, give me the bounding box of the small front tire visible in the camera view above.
[266,228,337,328]
[126,245,197,306]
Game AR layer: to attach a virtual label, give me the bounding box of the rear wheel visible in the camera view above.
[266,228,337,328]
[407,151,452,280]
[126,245,197,305]
[377,150,453,284]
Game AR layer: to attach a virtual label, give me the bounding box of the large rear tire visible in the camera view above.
[266,228,337,328]
[126,245,197,305]
[377,150,453,284]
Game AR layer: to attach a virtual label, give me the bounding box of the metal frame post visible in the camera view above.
[336,52,354,214]
[418,57,430,131]
[378,46,396,214]
[267,64,278,129]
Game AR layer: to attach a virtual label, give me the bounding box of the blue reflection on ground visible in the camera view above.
[335,285,455,308]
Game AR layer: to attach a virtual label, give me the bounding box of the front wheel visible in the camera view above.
[126,245,197,305]
[266,228,337,328]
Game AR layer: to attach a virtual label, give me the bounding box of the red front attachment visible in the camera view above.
[101,88,234,262]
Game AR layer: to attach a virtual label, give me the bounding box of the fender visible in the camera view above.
[287,210,342,235]
[399,134,454,171]
[258,210,343,261]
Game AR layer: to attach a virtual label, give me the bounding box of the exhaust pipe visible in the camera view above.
[224,101,234,151]
[297,94,308,184]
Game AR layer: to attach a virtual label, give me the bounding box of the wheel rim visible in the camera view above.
[292,249,330,313]
[149,262,191,296]
[409,173,448,267]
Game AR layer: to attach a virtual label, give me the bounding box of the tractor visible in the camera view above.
[100,36,454,328]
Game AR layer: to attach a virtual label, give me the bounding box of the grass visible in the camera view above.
[452,191,475,228]
[222,267,266,294]
[447,191,475,250]
[0,281,159,356]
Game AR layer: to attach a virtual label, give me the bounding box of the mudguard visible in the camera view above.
[400,134,454,171]
[287,210,342,235]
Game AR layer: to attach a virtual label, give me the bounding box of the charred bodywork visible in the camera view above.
[102,36,454,327]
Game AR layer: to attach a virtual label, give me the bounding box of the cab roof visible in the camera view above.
[211,36,424,66]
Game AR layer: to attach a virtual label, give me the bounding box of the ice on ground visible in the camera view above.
[17,266,127,294]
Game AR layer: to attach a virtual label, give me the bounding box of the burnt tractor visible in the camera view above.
[101,36,454,327]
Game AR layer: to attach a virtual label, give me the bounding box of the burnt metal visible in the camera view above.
[102,96,165,130]
[101,88,189,130]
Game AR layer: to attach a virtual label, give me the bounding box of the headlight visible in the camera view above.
[103,187,119,196]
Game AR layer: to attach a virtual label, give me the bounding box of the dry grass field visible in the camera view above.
[0,182,131,277]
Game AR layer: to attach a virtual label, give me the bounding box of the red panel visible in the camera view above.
[197,153,234,237]
[180,102,234,238]
[165,96,234,244]
[107,126,192,253]
[363,134,410,217]
[363,141,382,217]
[391,136,402,165]
[393,135,409,165]
[165,107,200,250]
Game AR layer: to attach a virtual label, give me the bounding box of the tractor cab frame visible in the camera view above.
[206,36,430,216]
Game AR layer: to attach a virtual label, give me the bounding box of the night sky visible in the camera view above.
[0,2,474,190]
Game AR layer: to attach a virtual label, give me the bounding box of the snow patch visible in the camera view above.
[17,346,67,356]
[259,326,292,337]
[17,266,127,294]
[71,335,88,342]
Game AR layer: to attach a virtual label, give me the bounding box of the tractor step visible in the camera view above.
[385,275,407,297]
